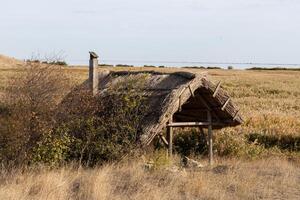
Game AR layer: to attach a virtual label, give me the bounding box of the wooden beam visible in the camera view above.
[188,85,195,97]
[178,95,182,112]
[213,81,221,97]
[167,122,224,127]
[233,109,240,121]
[207,111,213,165]
[221,98,231,111]
[175,107,219,111]
[159,135,169,147]
[166,118,173,157]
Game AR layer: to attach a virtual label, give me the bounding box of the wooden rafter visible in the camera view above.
[178,95,182,112]
[188,85,195,97]
[233,109,240,121]
[159,134,169,147]
[221,98,231,111]
[213,81,221,97]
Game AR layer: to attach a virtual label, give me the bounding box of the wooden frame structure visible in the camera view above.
[165,99,216,165]
[161,80,240,165]
[64,54,243,166]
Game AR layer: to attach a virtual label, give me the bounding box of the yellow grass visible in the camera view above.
[0,158,299,200]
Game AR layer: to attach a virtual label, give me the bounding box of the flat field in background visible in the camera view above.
[0,66,300,200]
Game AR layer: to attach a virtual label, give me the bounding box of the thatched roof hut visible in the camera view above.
[63,53,243,164]
[86,70,243,146]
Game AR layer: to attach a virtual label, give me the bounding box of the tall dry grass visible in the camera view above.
[0,157,299,200]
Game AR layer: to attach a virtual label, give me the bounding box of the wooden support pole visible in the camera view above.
[207,110,213,165]
[178,96,182,112]
[159,135,169,147]
[166,118,173,157]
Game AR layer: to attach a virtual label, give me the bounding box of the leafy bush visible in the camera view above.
[145,150,171,170]
[172,128,266,159]
[54,77,148,166]
[173,129,207,156]
[48,61,68,66]
[247,133,300,152]
[31,127,73,166]
[0,65,148,166]
[214,130,265,159]
[115,64,134,67]
[0,61,71,166]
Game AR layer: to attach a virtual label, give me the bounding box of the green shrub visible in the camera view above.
[149,150,171,170]
[48,61,68,66]
[0,61,71,166]
[115,64,134,67]
[173,129,207,157]
[31,127,73,166]
[173,128,266,159]
[247,133,300,152]
[214,130,265,159]
[54,77,148,166]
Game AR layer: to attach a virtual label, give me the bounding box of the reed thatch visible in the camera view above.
[63,70,243,146]
[94,70,242,145]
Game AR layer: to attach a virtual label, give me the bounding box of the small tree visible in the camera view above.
[0,60,71,165]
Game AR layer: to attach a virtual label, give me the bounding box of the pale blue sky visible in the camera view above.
[1,0,300,66]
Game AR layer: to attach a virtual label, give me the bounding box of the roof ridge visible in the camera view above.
[109,70,207,80]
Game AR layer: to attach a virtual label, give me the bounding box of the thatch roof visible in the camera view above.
[93,70,243,145]
[62,70,243,146]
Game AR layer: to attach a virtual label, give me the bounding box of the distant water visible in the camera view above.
[67,59,300,69]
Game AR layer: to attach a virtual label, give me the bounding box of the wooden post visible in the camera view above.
[89,51,99,96]
[207,110,213,165]
[166,117,173,157]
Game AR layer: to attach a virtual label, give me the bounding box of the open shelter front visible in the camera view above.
[63,53,243,165]
[92,69,243,165]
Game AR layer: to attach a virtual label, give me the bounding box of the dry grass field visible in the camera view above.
[0,56,300,199]
[0,157,299,200]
